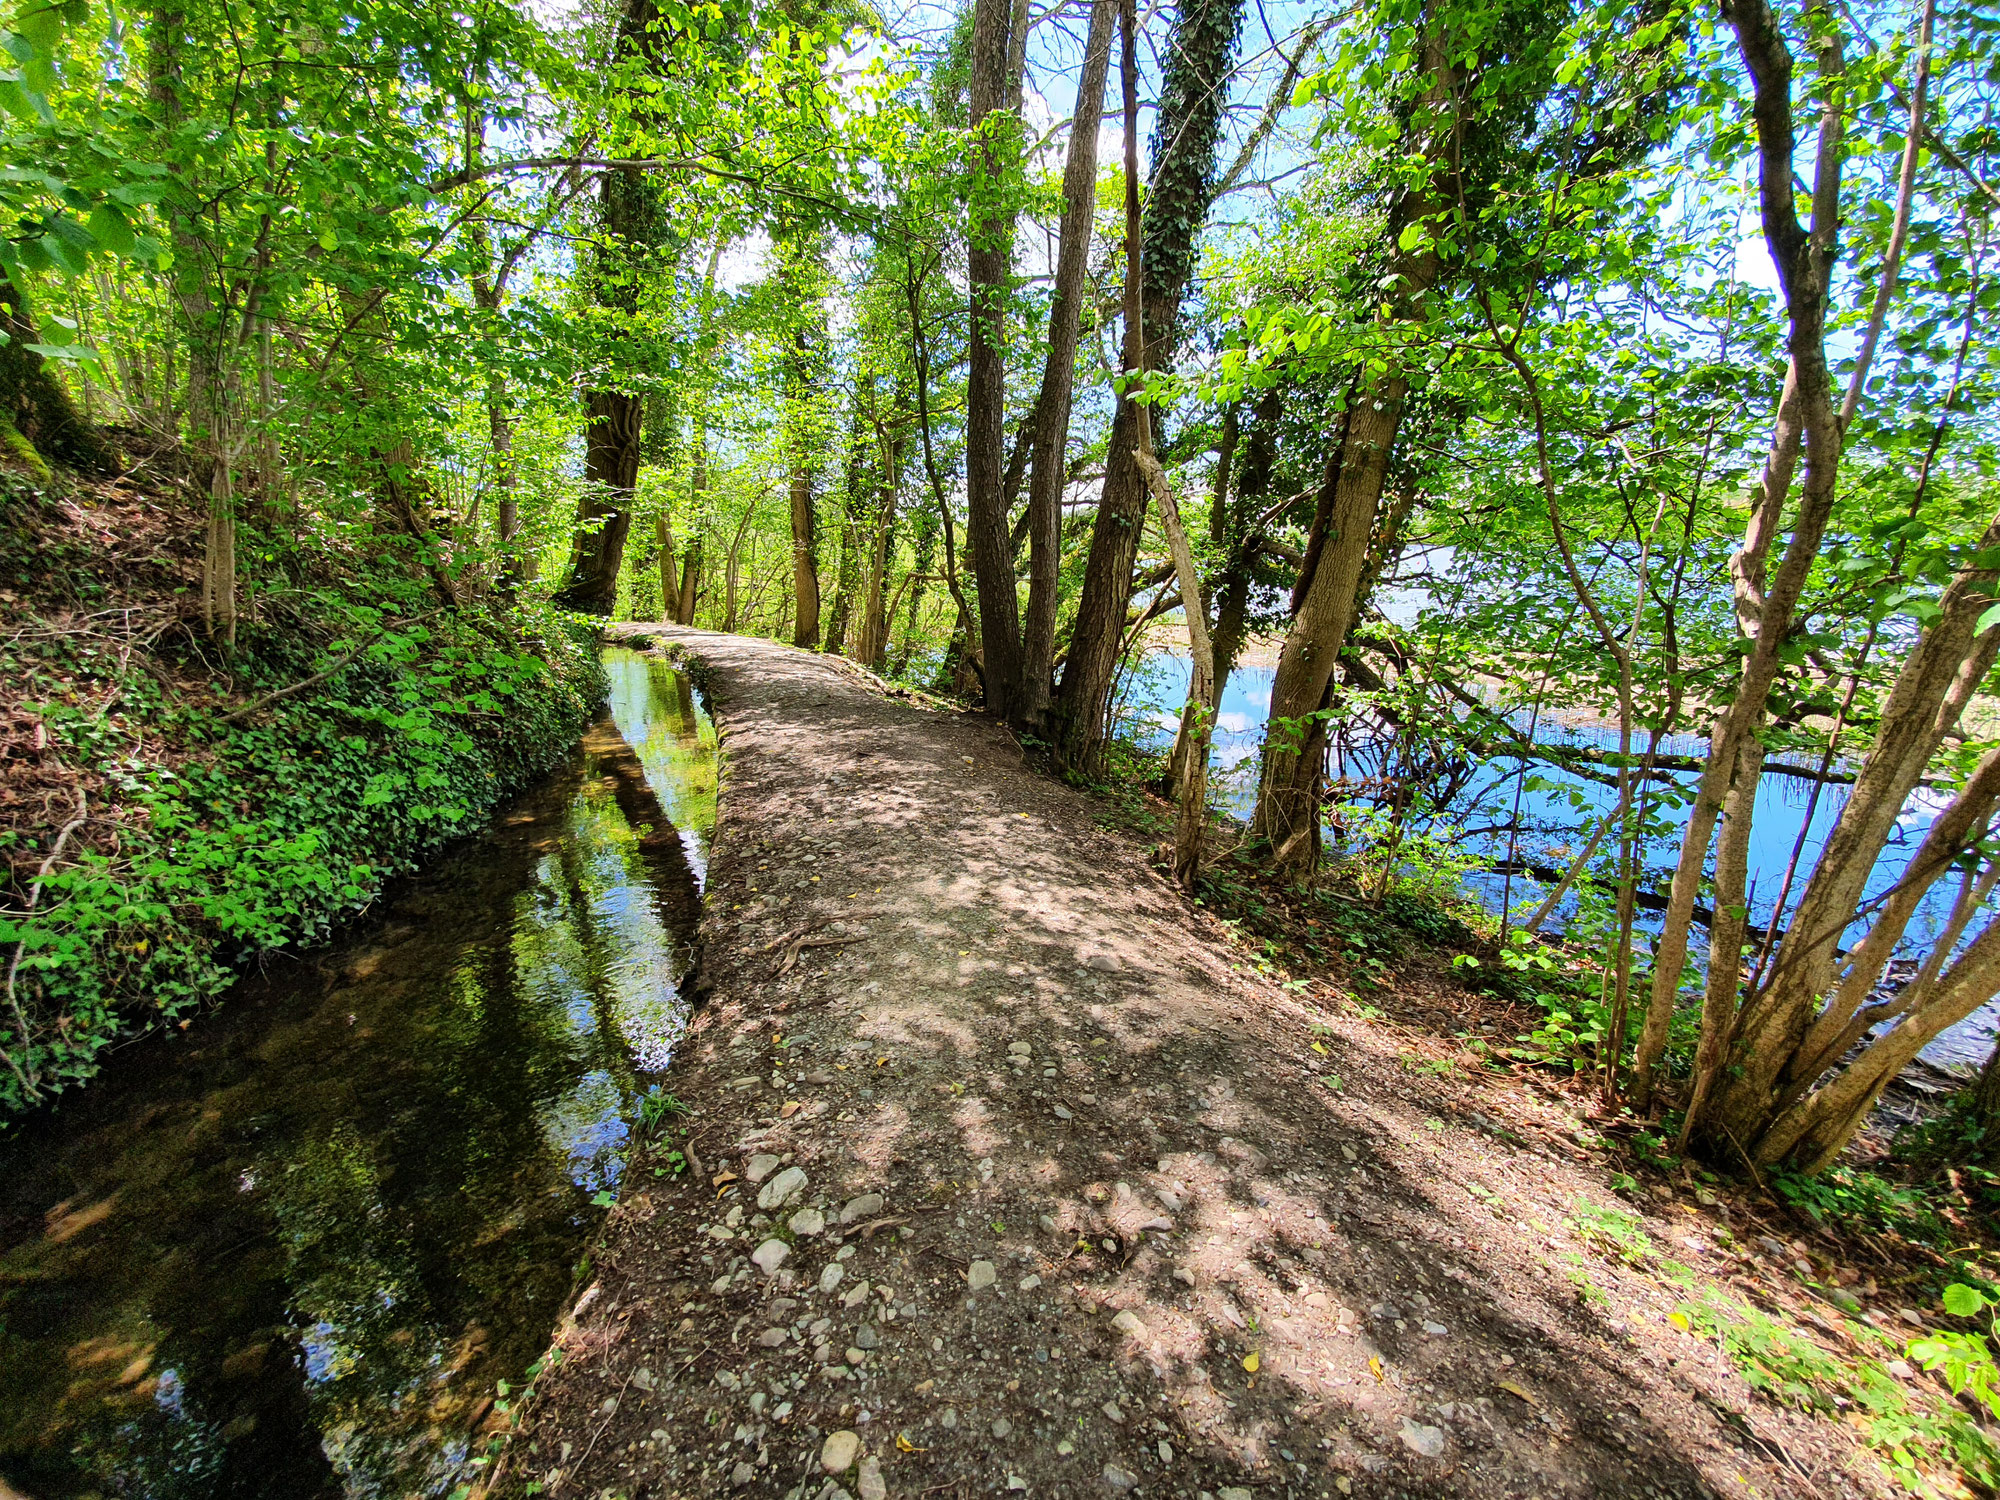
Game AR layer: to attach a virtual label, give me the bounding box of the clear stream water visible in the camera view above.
[1118,652,1992,1067]
[0,648,712,1500]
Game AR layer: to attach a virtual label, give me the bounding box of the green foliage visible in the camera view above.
[1678,1290,2000,1494]
[0,502,604,1115]
[1771,1166,1951,1248]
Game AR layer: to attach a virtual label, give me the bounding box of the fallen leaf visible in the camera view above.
[1242,1350,1261,1374]
[1496,1380,1536,1406]
[779,1101,801,1118]
[1311,1041,1328,1055]
[711,1171,738,1187]
[1668,1312,1690,1332]
[1368,1356,1384,1382]
[876,1056,888,1067]
[896,1432,927,1453]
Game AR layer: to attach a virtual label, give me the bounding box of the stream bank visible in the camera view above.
[1,472,607,1114]
[0,648,713,1500]
[517,626,1895,1500]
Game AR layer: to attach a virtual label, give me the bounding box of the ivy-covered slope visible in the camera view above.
[0,470,606,1117]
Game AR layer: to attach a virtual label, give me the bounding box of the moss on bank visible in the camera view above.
[0,473,606,1117]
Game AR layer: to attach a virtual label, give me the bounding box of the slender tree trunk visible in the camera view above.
[788,327,823,648]
[965,0,1022,715]
[1631,0,1849,1111]
[723,498,756,632]
[1051,0,1245,770]
[1249,371,1412,859]
[1020,0,1115,729]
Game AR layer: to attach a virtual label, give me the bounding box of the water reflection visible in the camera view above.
[0,648,710,1500]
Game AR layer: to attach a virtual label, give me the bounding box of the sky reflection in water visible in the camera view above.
[0,649,710,1500]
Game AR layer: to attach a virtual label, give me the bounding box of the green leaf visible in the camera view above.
[1943,1284,1990,1318]
[86,205,136,255]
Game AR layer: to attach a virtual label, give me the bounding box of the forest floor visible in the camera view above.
[512,624,1945,1500]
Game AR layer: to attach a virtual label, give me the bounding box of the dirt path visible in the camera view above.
[516,626,1866,1500]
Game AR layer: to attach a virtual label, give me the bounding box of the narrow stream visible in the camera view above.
[0,647,709,1500]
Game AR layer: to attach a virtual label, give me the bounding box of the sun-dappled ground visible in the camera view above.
[510,625,1889,1500]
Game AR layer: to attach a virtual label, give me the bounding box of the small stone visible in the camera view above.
[1053,1105,1074,1120]
[1341,1143,1359,1162]
[991,1418,1012,1438]
[1173,1267,1197,1287]
[711,1274,733,1294]
[940,1407,958,1430]
[845,1346,866,1365]
[856,1456,886,1500]
[1369,1302,1400,1321]
[1219,1490,1254,1500]
[1399,1418,1447,1459]
[821,1429,862,1473]
[967,1260,997,1291]
[1102,1401,1125,1423]
[841,1192,885,1224]
[756,1327,788,1347]
[1423,1320,1449,1336]
[1158,1439,1173,1463]
[1009,1040,1031,1054]
[790,1208,827,1237]
[820,1263,846,1294]
[1102,1462,1138,1491]
[731,1460,756,1485]
[1085,953,1122,973]
[854,1323,880,1350]
[751,1239,790,1275]
[1056,1439,1075,1455]
[745,1153,782,1184]
[1019,1274,1042,1291]
[805,1069,837,1085]
[1110,1310,1144,1338]
[1304,1290,1330,1309]
[758,1166,809,1210]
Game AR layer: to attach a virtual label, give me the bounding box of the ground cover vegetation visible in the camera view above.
[6,0,2000,1477]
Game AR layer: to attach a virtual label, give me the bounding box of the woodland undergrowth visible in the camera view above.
[0,467,605,1117]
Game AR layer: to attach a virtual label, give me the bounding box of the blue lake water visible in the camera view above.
[1117,651,1991,1067]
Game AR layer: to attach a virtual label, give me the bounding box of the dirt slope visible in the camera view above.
[515,625,1869,1500]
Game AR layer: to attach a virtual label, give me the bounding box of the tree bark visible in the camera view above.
[1631,0,1849,1111]
[554,0,661,614]
[964,0,1022,715]
[1019,0,1116,730]
[1050,0,1245,771]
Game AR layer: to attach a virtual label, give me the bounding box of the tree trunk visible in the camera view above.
[964,0,1022,716]
[1630,0,1849,1112]
[0,269,112,475]
[1050,0,1245,771]
[1019,0,1115,729]
[556,389,642,614]
[554,0,661,614]
[1249,371,1410,861]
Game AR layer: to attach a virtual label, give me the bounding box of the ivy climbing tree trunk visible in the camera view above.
[1050,0,1245,771]
[554,0,663,616]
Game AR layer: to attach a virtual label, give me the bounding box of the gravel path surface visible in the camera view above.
[512,626,1867,1500]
